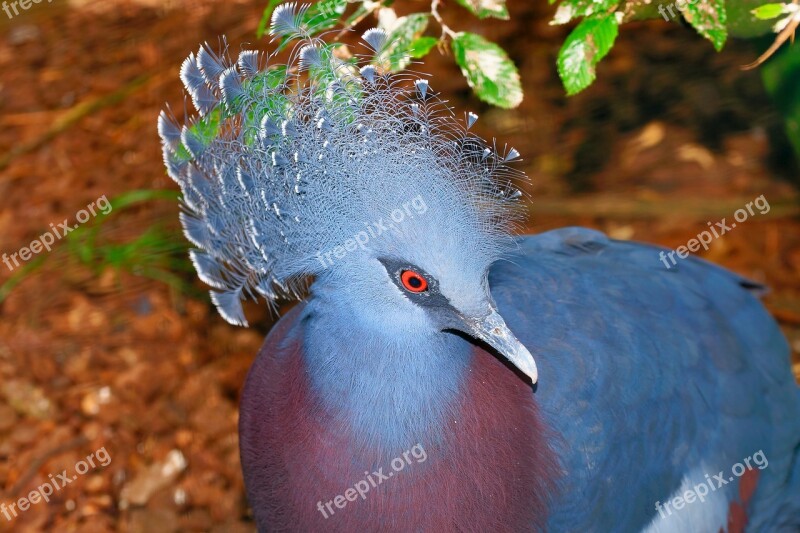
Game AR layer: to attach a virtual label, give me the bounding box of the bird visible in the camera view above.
[158,5,800,531]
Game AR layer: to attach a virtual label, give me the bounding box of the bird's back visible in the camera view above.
[491,227,800,531]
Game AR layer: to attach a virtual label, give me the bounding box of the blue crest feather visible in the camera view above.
[270,3,310,39]
[362,28,387,52]
[197,44,227,87]
[159,23,526,325]
[237,50,261,78]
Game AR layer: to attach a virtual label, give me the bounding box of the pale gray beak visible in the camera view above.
[466,309,538,384]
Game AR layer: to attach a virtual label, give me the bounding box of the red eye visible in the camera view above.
[400,270,428,293]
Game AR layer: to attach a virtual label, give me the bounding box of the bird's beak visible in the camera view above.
[464,309,538,384]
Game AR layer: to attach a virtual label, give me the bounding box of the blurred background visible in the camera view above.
[0,0,798,530]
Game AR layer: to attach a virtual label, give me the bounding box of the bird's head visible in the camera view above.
[370,255,538,384]
[308,155,536,383]
[159,11,536,382]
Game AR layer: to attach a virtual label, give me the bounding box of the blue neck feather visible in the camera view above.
[300,283,474,451]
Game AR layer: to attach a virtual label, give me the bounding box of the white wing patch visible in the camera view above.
[643,463,730,533]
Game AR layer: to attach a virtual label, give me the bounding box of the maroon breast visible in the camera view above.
[239,305,560,531]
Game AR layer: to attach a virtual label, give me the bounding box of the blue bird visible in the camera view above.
[159,6,800,531]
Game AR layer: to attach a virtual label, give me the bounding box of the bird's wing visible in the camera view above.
[488,227,800,532]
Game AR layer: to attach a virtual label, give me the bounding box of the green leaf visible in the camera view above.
[751,2,788,20]
[409,36,439,58]
[379,12,430,71]
[678,0,728,50]
[451,32,523,108]
[344,2,370,27]
[762,45,800,161]
[550,0,620,25]
[104,189,180,211]
[556,14,619,95]
[727,0,780,37]
[304,0,349,33]
[454,0,509,20]
[257,0,284,38]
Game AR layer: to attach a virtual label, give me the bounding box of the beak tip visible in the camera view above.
[469,309,539,386]
[522,360,538,385]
